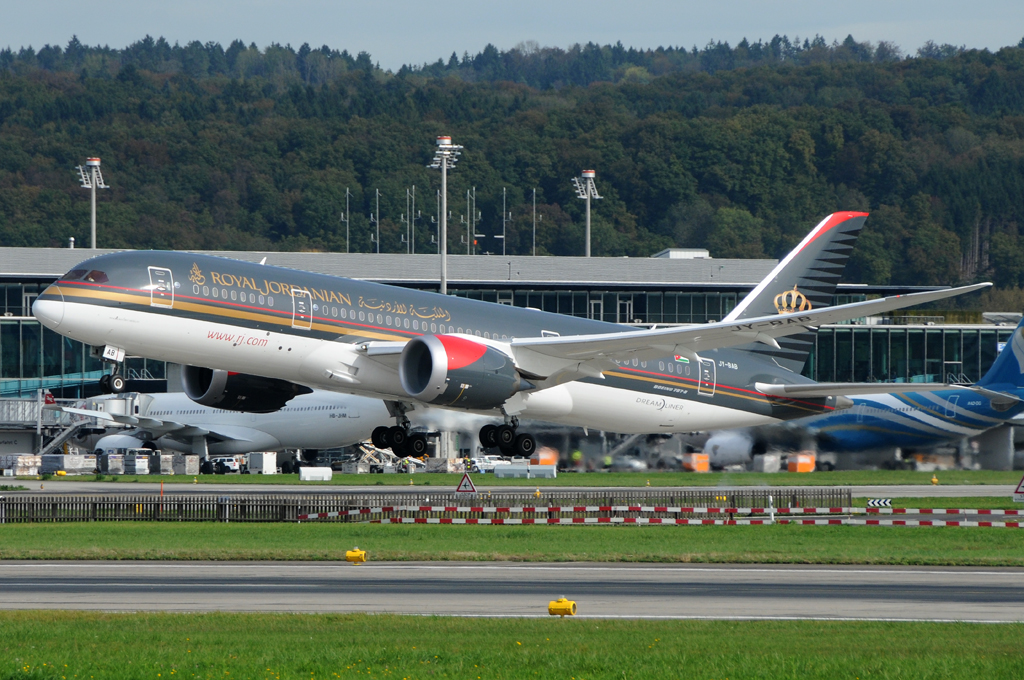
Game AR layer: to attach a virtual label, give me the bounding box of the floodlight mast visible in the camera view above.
[571,170,601,257]
[428,135,463,295]
[76,157,109,249]
[369,189,380,253]
[340,187,350,253]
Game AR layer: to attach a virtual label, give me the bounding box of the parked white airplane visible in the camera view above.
[60,390,392,457]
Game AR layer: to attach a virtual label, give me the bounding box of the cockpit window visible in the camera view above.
[84,270,108,283]
[63,269,87,281]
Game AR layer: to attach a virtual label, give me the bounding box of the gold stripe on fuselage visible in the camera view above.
[60,285,409,343]
[59,284,826,413]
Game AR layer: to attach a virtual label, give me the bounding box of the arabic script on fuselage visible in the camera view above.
[358,297,451,321]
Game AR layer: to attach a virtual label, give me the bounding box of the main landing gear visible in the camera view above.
[371,425,428,457]
[479,417,536,458]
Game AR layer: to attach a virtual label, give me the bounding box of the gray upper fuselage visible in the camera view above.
[40,250,834,421]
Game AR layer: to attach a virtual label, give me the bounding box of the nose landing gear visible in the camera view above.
[98,372,126,394]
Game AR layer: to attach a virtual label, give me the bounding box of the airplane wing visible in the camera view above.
[52,406,209,437]
[508,283,990,383]
[753,382,964,398]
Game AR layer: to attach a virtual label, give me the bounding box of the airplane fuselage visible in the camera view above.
[803,391,1024,452]
[34,251,840,434]
[90,391,392,454]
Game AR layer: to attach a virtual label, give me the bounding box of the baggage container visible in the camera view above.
[124,451,149,475]
[682,453,710,472]
[753,454,781,473]
[787,452,816,473]
[41,454,96,475]
[99,453,124,475]
[148,452,174,475]
[247,452,277,475]
[299,467,332,481]
[172,454,199,476]
[426,458,465,473]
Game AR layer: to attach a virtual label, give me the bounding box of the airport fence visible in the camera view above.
[0,488,851,524]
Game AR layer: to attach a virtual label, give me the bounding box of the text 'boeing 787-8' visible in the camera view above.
[33,212,988,457]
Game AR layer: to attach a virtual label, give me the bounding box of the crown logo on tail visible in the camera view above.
[774,285,811,314]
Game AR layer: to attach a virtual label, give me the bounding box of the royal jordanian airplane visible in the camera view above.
[56,390,392,459]
[32,212,988,456]
[703,315,1024,469]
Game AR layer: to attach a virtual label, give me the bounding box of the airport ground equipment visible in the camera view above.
[548,597,577,617]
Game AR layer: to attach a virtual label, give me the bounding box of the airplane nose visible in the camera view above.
[32,288,64,329]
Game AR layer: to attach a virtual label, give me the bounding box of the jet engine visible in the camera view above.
[704,430,757,467]
[182,366,312,413]
[399,335,528,410]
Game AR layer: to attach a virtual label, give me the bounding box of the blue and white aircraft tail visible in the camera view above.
[974,320,1024,392]
[704,316,1024,466]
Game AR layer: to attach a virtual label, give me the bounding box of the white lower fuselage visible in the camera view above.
[51,301,781,435]
[91,391,392,454]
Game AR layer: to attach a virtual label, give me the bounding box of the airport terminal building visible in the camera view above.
[0,247,1014,399]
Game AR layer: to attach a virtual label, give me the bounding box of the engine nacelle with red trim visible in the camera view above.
[182,366,312,413]
[399,335,525,410]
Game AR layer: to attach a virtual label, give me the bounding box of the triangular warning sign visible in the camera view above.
[1014,474,1024,503]
[456,472,476,494]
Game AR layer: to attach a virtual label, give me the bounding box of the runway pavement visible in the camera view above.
[0,562,1021,621]
[5,480,1018,498]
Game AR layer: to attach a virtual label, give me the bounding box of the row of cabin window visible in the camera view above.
[150,404,344,416]
[193,283,511,340]
[195,284,272,307]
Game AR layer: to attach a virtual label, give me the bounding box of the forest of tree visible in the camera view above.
[4,34,1024,295]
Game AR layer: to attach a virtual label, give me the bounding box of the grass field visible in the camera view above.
[1,611,1021,679]
[22,469,1024,487]
[2,521,1022,565]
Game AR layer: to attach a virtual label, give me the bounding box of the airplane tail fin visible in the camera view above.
[723,211,868,373]
[975,317,1024,389]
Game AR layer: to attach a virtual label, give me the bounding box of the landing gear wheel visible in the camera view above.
[388,426,408,452]
[513,433,536,458]
[99,374,111,394]
[407,434,428,457]
[109,374,127,394]
[371,426,389,449]
[479,424,498,448]
[496,424,516,448]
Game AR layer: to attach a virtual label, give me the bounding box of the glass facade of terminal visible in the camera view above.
[0,319,166,398]
[803,325,1013,384]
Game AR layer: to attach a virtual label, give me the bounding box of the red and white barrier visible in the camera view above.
[296,505,1024,521]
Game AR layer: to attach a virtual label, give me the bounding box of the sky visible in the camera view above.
[2,0,1023,70]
